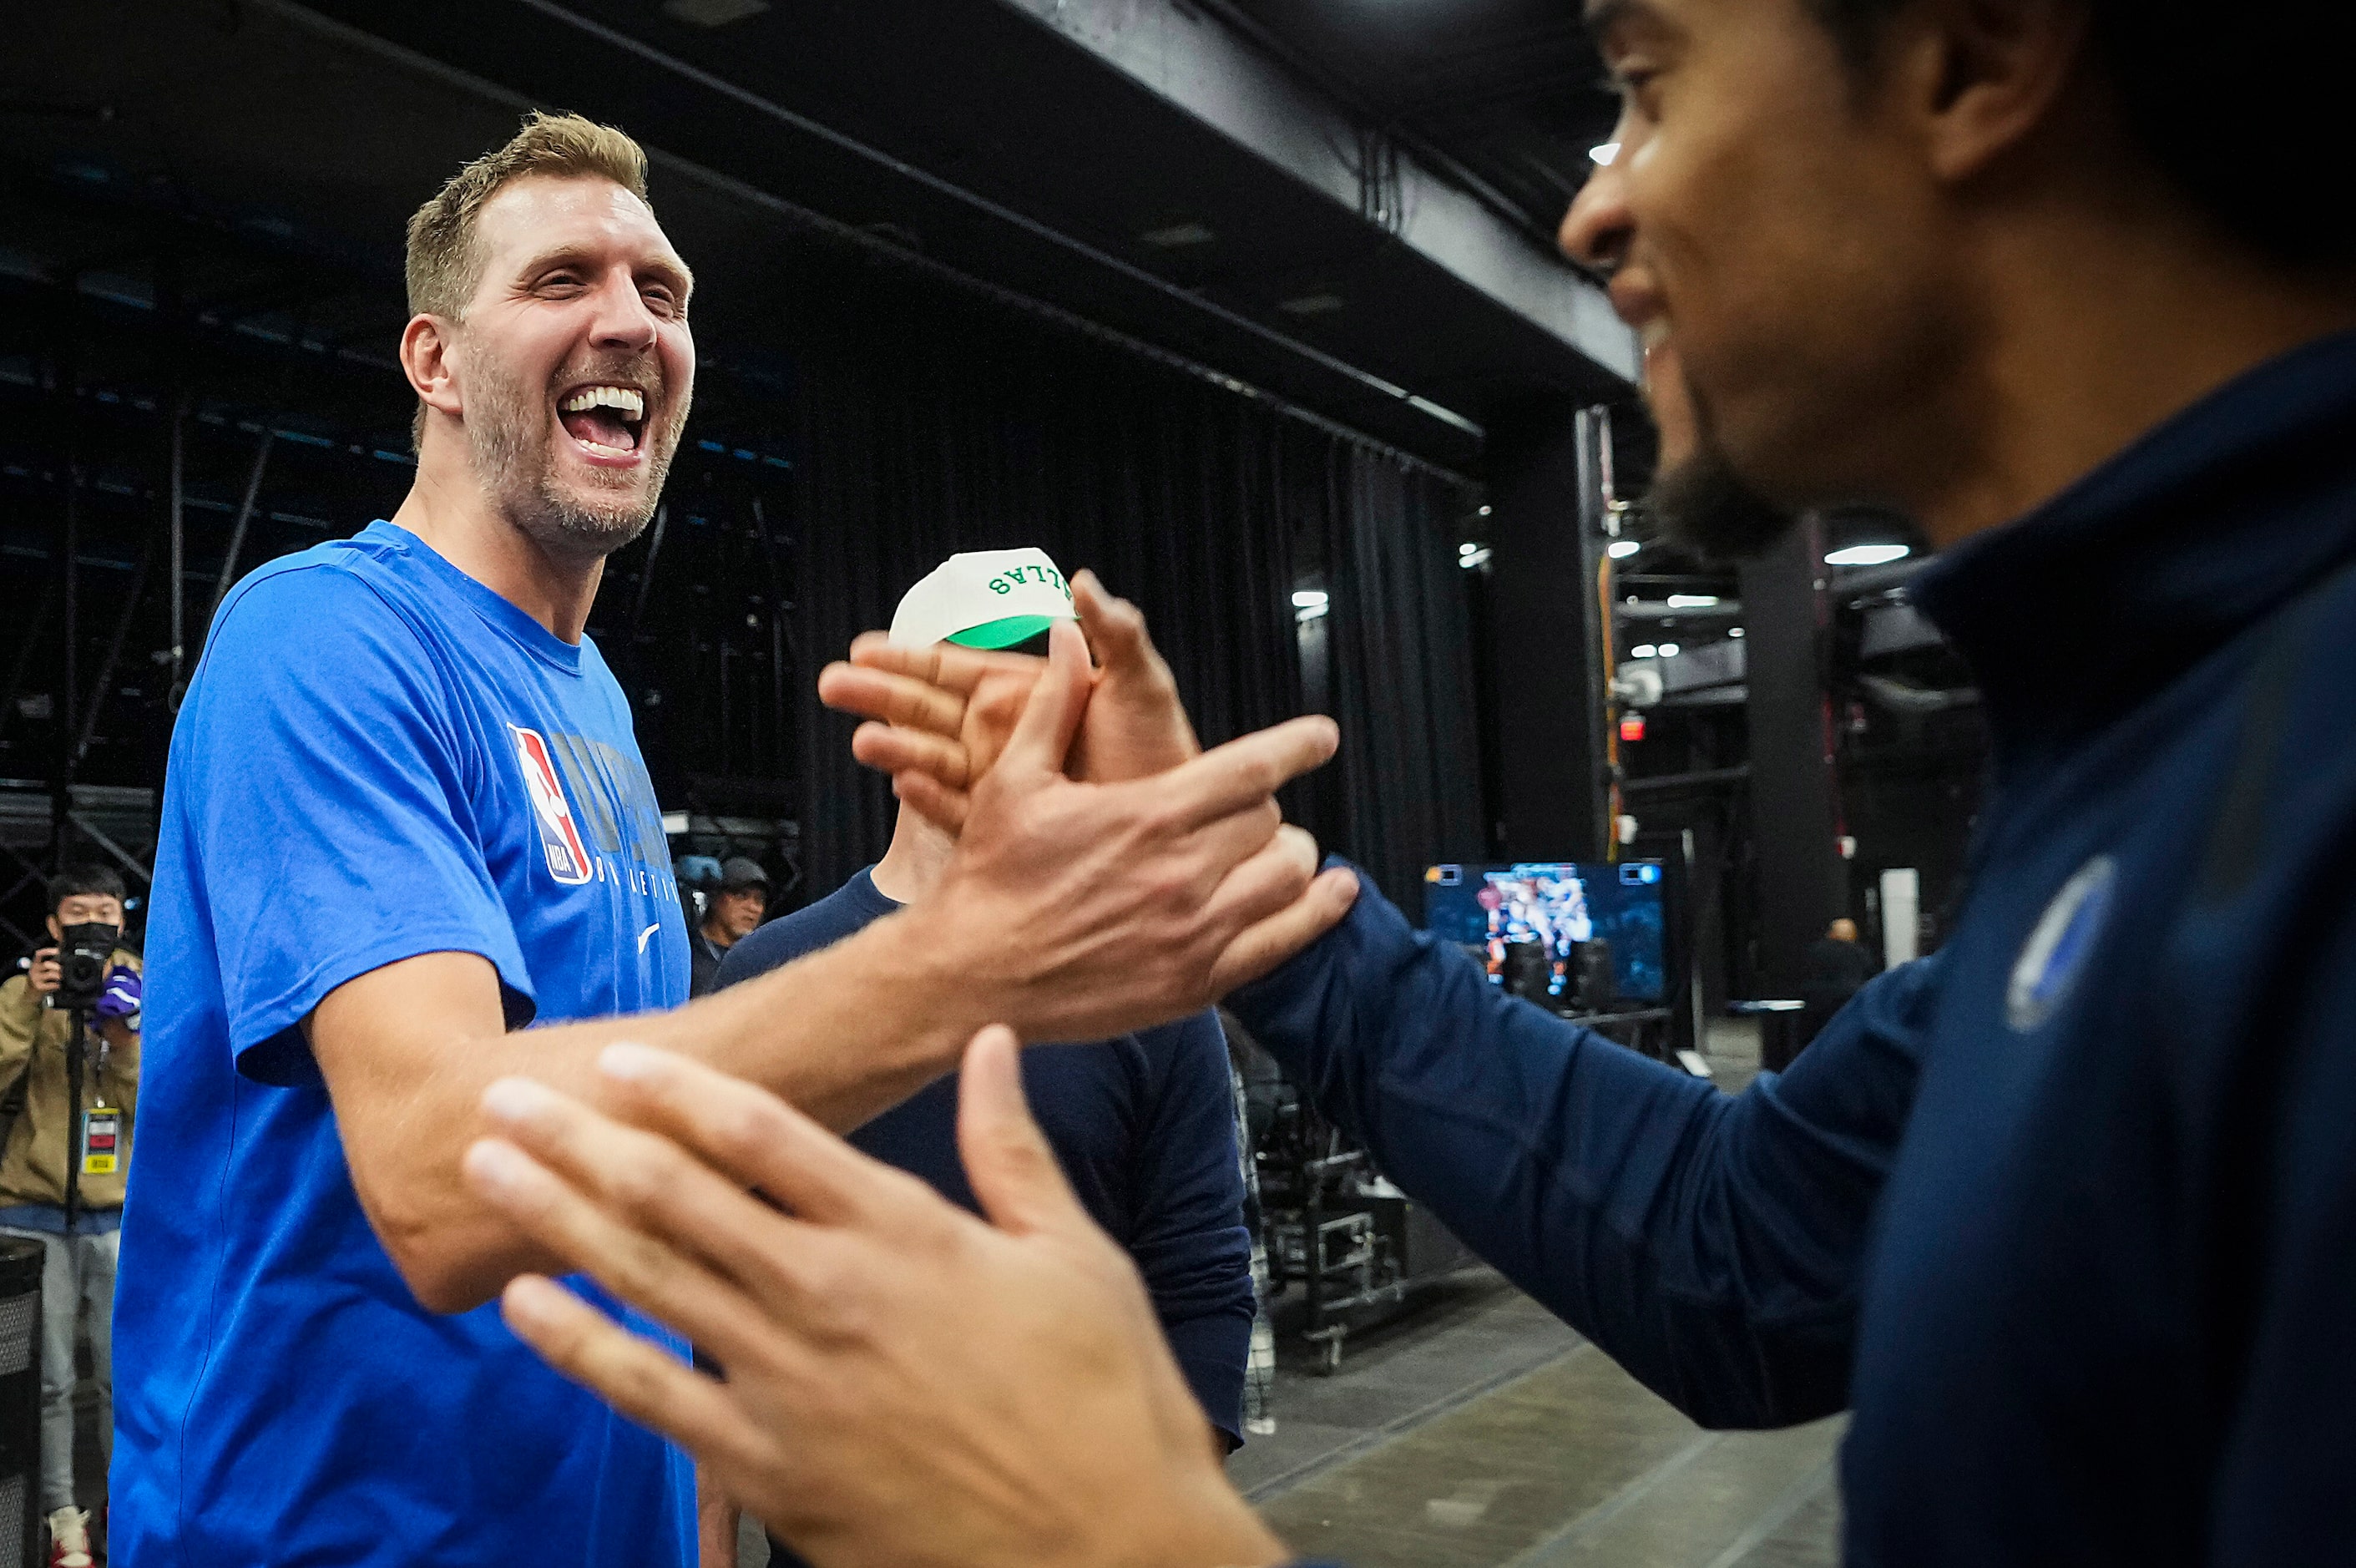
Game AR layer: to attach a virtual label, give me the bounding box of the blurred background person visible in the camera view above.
[689,857,771,998]
[0,865,144,1568]
[1799,917,1877,1052]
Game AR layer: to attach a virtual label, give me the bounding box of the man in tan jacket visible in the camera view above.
[0,864,143,1568]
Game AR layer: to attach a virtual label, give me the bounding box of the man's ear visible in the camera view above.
[44,914,61,943]
[1885,0,2095,185]
[401,314,465,424]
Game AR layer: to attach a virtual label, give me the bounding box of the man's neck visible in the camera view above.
[390,435,604,643]
[700,920,736,951]
[870,809,955,905]
[1900,157,2356,548]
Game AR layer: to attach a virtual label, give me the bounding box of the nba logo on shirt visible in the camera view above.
[510,724,596,885]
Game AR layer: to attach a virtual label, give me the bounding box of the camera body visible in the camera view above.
[52,921,119,1012]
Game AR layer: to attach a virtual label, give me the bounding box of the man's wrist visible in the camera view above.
[1125,1468,1287,1568]
[856,898,1020,1052]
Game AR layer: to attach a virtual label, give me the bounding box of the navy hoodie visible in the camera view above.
[1235,330,2356,1565]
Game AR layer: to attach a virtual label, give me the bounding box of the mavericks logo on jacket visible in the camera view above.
[2007,854,2116,1031]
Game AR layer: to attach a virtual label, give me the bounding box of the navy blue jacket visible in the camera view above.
[1236,330,2356,1566]
[715,870,1256,1444]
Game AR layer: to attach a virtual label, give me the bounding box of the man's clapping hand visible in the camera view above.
[817,570,1204,827]
[819,572,1358,1016]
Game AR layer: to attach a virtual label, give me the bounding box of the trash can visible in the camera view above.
[0,1236,43,1568]
[1730,999,1809,1074]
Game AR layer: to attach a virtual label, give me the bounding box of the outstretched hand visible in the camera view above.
[463,1037,1288,1568]
[817,570,1201,832]
[897,619,1351,1040]
[817,574,1358,1019]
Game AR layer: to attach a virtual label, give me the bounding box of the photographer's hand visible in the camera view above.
[26,948,59,998]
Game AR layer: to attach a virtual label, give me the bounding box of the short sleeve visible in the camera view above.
[176,566,534,1085]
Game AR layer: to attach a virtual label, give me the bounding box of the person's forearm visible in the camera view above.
[329,913,1014,1314]
[1226,864,1925,1429]
[697,1464,740,1568]
[1162,1305,1255,1454]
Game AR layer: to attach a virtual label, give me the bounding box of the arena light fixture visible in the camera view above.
[662,0,770,24]
[1140,220,1216,249]
[1666,594,1719,609]
[1292,589,1329,610]
[1608,539,1641,560]
[1658,642,1681,657]
[1459,547,1493,569]
[1729,626,1747,639]
[1826,543,1913,567]
[1630,644,1659,659]
[1591,142,1621,166]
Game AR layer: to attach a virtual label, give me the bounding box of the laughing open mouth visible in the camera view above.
[558,383,648,459]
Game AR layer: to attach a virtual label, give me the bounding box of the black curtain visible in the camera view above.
[785,250,1484,908]
[1316,447,1489,907]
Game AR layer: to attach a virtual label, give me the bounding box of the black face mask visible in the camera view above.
[1645,444,1798,564]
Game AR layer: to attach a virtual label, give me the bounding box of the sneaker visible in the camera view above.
[47,1506,93,1568]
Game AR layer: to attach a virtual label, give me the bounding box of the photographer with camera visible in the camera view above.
[1,864,143,1568]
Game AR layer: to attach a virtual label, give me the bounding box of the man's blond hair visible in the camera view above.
[404,111,652,448]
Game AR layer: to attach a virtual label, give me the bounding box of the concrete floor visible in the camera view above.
[1231,1274,1843,1568]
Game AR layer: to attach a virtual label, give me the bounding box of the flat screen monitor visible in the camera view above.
[1423,861,1667,1006]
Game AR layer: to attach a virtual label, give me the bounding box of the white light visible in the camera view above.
[1608,539,1641,560]
[1459,542,1479,555]
[1630,645,1658,659]
[1478,505,1493,517]
[1665,594,1719,609]
[1296,604,1329,624]
[1729,627,1746,639]
[1658,642,1681,657]
[1458,548,1493,570]
[1292,589,1329,609]
[1590,142,1621,167]
[1825,543,1913,568]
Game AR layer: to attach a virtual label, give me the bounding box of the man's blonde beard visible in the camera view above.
[463,345,688,557]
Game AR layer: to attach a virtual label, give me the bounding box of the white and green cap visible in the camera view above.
[887,547,1075,650]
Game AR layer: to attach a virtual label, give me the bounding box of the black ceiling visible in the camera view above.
[6,0,1636,473]
[1203,0,1617,247]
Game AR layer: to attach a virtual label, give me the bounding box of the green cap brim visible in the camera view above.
[945,614,1063,650]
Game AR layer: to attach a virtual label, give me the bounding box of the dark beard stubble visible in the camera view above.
[1644,438,1799,563]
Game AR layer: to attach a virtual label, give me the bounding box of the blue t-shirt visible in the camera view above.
[718,870,1255,1444]
[112,521,695,1567]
